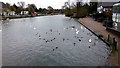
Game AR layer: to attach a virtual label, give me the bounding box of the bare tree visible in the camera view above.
[17,1,25,8]
[17,1,25,15]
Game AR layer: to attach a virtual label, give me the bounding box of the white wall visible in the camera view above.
[0,2,2,67]
[0,21,2,68]
[113,13,120,23]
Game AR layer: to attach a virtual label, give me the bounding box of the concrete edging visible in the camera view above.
[77,20,111,47]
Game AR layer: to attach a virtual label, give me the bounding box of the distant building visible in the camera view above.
[97,2,117,13]
[111,2,120,34]
[21,11,29,15]
[53,9,62,14]
[2,11,16,16]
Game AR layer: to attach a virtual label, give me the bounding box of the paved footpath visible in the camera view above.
[79,17,119,66]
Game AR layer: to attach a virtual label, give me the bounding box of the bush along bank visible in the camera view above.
[64,2,89,18]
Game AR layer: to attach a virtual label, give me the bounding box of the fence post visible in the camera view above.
[114,41,117,50]
[107,34,110,42]
[112,38,117,51]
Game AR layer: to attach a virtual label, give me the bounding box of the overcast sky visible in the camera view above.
[0,0,76,9]
[0,0,119,9]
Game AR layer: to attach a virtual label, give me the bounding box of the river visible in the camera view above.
[2,15,110,66]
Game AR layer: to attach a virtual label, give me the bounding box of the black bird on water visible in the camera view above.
[73,43,76,46]
[56,47,58,49]
[51,40,53,41]
[63,38,65,41]
[53,47,58,51]
[79,39,81,42]
[53,38,56,40]
[71,26,75,29]
[46,40,50,43]
[50,29,52,32]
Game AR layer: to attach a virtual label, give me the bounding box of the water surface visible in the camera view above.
[2,15,110,66]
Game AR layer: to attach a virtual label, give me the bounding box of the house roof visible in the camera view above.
[98,2,117,7]
[113,3,120,6]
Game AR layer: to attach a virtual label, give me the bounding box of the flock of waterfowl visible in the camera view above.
[34,25,99,51]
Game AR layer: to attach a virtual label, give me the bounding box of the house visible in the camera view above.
[97,1,120,35]
[97,2,117,13]
[2,11,16,16]
[21,11,29,15]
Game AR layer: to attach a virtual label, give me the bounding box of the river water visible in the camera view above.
[2,15,110,66]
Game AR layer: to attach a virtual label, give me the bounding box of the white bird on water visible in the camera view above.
[89,39,92,43]
[34,27,36,30]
